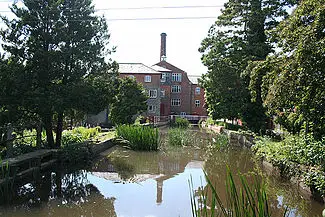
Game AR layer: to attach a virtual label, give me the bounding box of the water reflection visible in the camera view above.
[0,129,324,216]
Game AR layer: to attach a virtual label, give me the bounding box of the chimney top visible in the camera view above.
[160,33,167,62]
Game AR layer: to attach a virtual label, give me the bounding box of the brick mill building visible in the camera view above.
[86,33,207,126]
[119,33,207,118]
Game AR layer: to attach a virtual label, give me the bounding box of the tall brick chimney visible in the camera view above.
[160,33,167,61]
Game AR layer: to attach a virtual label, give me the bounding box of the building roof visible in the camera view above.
[151,65,172,72]
[118,63,161,74]
[188,75,201,85]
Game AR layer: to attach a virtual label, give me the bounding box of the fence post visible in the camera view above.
[6,123,13,158]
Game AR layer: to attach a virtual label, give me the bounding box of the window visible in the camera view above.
[149,89,157,98]
[161,73,166,82]
[171,99,181,106]
[128,75,135,79]
[148,105,156,113]
[161,89,165,97]
[195,100,200,107]
[180,112,186,116]
[144,75,151,82]
[195,87,201,95]
[171,85,181,93]
[172,73,182,82]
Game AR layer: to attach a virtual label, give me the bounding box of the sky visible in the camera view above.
[0,0,228,76]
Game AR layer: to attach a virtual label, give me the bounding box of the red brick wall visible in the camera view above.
[156,61,192,115]
[120,73,161,87]
[191,84,207,116]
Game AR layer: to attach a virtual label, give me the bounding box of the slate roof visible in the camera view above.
[151,65,172,72]
[188,75,201,85]
[118,63,161,74]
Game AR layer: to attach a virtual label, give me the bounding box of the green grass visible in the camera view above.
[116,125,159,151]
[190,168,286,217]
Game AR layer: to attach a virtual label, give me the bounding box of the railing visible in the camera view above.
[170,115,208,122]
[152,115,209,127]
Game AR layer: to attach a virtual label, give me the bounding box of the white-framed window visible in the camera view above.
[144,75,151,82]
[180,112,186,116]
[149,89,157,98]
[161,89,165,97]
[171,85,181,93]
[195,87,201,95]
[171,99,181,106]
[148,105,156,113]
[128,75,135,79]
[195,100,200,107]
[161,73,166,82]
[172,73,182,82]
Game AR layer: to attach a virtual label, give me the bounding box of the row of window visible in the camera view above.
[131,73,183,83]
[147,88,200,99]
[171,99,200,107]
[129,75,201,95]
[148,100,201,113]
[170,86,201,94]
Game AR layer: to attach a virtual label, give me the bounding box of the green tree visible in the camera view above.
[262,0,325,138]
[109,77,148,125]
[200,0,297,133]
[0,0,118,148]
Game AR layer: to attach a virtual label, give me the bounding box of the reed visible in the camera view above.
[190,168,287,217]
[116,125,159,151]
[167,128,194,146]
[0,158,14,202]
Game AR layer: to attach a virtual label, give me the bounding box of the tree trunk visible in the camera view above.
[6,124,13,158]
[36,121,42,148]
[44,114,55,148]
[55,112,64,148]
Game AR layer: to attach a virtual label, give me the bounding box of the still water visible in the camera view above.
[0,129,324,217]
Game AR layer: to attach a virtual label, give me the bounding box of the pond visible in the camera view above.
[0,128,324,217]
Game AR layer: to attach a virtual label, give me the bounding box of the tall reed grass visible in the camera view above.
[167,128,194,146]
[190,168,287,217]
[116,125,159,151]
[0,159,14,202]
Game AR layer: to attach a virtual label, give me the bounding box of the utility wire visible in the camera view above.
[0,16,218,22]
[0,5,224,13]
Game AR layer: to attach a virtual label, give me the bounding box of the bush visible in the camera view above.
[172,117,190,128]
[61,127,100,146]
[253,134,325,197]
[116,125,159,151]
[60,142,93,164]
[167,128,194,146]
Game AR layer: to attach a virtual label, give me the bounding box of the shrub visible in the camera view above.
[253,134,325,197]
[116,125,159,151]
[61,127,100,146]
[172,117,190,128]
[60,142,93,165]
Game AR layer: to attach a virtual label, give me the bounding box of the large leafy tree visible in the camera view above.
[109,77,147,125]
[0,0,118,148]
[262,0,325,138]
[200,0,297,132]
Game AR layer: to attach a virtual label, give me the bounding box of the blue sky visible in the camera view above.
[0,0,228,76]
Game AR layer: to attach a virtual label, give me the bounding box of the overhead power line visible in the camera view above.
[0,5,224,13]
[0,16,218,23]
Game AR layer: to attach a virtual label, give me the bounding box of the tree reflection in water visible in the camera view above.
[0,169,117,217]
